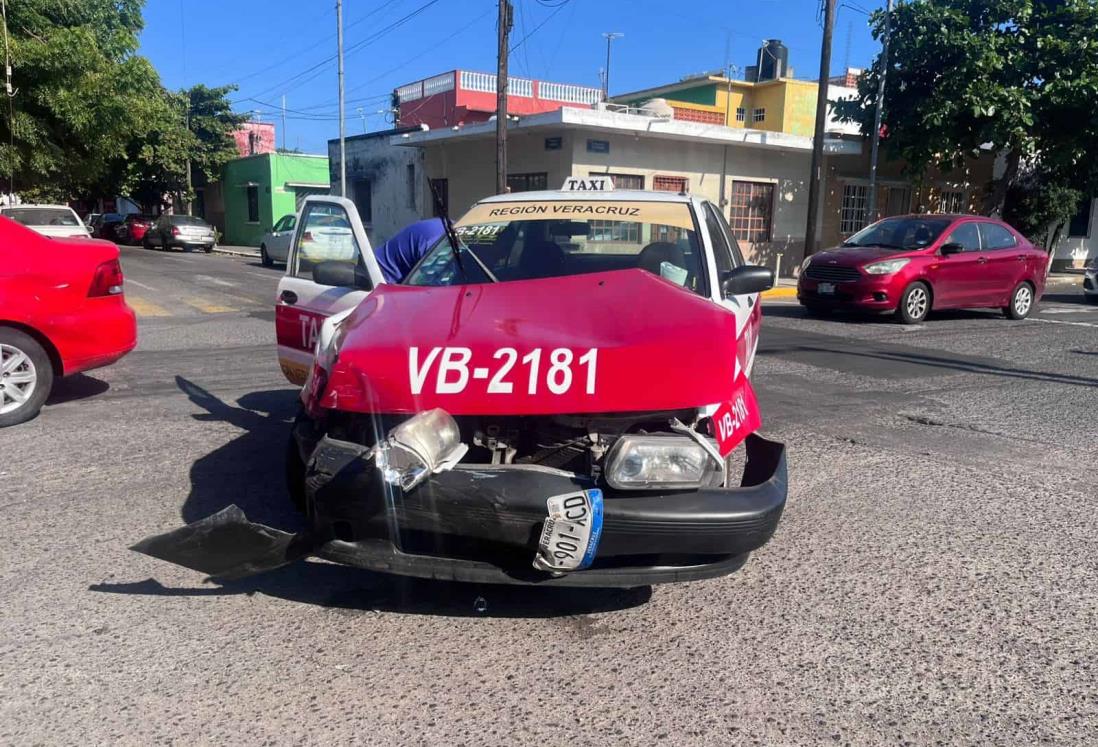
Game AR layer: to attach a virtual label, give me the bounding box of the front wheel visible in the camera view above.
[896,281,931,324]
[0,328,54,428]
[260,245,272,267]
[1003,282,1034,319]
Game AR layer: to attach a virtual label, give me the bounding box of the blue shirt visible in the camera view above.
[373,218,446,283]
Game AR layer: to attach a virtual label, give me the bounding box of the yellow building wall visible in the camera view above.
[780,80,819,137]
[747,82,787,133]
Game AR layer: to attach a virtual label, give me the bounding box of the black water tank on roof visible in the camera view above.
[755,39,789,81]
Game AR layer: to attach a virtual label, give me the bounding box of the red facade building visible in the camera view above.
[233,122,276,157]
[395,70,602,129]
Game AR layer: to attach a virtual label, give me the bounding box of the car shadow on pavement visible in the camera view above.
[174,376,303,527]
[99,376,653,618]
[45,373,110,406]
[90,566,653,618]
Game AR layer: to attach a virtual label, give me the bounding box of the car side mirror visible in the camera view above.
[721,265,775,296]
[313,260,372,290]
[940,242,964,255]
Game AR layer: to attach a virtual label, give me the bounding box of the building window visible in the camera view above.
[735,107,746,122]
[406,164,417,208]
[752,108,766,123]
[589,172,643,190]
[246,185,260,223]
[429,178,448,217]
[507,172,548,193]
[1069,197,1092,237]
[587,173,644,243]
[840,184,869,235]
[653,175,688,193]
[728,181,775,243]
[353,179,372,223]
[939,189,965,214]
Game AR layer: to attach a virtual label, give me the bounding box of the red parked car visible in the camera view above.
[0,217,137,427]
[119,213,156,243]
[798,214,1048,324]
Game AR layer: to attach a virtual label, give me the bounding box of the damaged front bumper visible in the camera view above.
[134,419,786,589]
[299,424,786,587]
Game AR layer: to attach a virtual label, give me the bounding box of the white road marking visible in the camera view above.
[126,279,157,291]
[1026,317,1098,329]
[1037,306,1098,314]
[195,274,238,288]
[900,325,925,332]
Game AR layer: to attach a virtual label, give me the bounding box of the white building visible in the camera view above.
[354,106,859,272]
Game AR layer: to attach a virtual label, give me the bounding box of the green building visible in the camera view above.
[209,153,329,246]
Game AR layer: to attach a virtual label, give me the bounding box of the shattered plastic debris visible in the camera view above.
[130,505,317,581]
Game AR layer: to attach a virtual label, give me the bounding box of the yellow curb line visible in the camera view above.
[761,287,798,299]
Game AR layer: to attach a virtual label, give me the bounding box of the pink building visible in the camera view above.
[233,122,276,157]
[395,70,603,129]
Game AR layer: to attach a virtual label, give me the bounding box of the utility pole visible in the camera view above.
[2,0,14,199]
[718,64,735,214]
[803,0,836,257]
[357,107,366,133]
[602,32,624,101]
[495,0,512,194]
[185,105,192,215]
[281,94,287,151]
[865,0,893,227]
[336,0,347,197]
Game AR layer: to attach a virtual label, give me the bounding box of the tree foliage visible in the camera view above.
[836,0,1098,240]
[0,1,246,209]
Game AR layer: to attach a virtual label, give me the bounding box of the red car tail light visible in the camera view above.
[88,259,124,297]
[171,226,181,236]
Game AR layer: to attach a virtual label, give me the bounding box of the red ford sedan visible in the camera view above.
[0,217,137,427]
[798,215,1049,324]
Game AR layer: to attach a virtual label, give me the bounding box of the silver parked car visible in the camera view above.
[143,214,216,253]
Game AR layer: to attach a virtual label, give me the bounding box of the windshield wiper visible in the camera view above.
[428,178,498,283]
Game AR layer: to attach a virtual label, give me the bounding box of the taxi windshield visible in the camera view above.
[405,199,706,294]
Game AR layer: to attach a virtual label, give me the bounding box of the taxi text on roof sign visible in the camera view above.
[561,176,615,192]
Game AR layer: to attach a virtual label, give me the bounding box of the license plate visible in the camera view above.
[817,282,836,294]
[533,489,604,573]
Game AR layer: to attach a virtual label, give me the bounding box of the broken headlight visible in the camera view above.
[375,409,469,491]
[604,434,720,490]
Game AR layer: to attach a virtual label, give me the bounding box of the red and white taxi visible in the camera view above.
[135,181,786,587]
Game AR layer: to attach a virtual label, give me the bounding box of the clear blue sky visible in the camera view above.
[138,0,885,153]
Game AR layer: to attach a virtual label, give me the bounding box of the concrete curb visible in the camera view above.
[761,287,798,299]
[212,246,260,259]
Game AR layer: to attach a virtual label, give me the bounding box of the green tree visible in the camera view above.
[0,2,247,210]
[0,0,151,199]
[836,0,1098,241]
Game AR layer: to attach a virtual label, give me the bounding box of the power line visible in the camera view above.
[240,0,444,103]
[510,0,572,53]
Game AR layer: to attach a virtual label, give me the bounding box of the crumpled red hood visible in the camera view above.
[320,269,741,416]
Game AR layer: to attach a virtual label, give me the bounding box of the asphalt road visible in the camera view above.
[3,247,1097,744]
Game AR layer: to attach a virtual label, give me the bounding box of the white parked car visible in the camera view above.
[260,213,297,267]
[0,204,91,239]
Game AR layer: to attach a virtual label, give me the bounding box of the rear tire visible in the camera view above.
[896,281,931,324]
[0,328,54,428]
[1004,281,1035,319]
[260,244,273,268]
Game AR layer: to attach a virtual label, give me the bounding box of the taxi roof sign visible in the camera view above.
[561,176,615,192]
